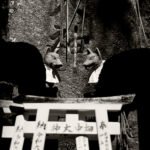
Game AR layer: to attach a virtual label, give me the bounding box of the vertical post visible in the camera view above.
[10,115,24,150]
[95,108,112,150]
[76,136,89,150]
[66,0,69,62]
[31,108,49,150]
[81,2,86,38]
[60,0,64,51]
[81,0,86,52]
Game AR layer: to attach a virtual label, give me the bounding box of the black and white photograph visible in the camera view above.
[0,0,150,149]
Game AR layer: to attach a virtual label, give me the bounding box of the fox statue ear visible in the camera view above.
[95,47,102,60]
[45,45,52,53]
[45,42,60,53]
[54,42,60,53]
[86,48,93,54]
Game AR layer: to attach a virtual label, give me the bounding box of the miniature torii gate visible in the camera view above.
[0,94,135,150]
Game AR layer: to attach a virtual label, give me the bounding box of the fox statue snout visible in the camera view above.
[83,47,103,70]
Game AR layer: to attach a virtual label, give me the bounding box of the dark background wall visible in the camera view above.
[0,0,9,38]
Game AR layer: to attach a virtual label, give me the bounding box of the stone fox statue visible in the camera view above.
[95,48,150,97]
[44,44,63,97]
[0,39,46,97]
[94,48,150,150]
[0,39,63,98]
[44,44,62,84]
[83,47,105,83]
[83,47,105,98]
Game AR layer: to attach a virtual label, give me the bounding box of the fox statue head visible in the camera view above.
[83,47,103,70]
[44,44,63,69]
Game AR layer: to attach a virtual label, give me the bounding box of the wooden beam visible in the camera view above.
[10,115,25,150]
[31,108,49,150]
[96,108,113,150]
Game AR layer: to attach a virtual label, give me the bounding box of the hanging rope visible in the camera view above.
[135,0,148,47]
[130,0,149,47]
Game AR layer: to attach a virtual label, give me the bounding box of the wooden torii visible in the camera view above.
[0,94,135,150]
